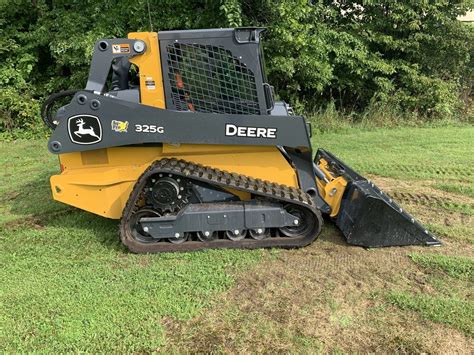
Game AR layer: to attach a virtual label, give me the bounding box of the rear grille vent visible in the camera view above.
[166,43,260,115]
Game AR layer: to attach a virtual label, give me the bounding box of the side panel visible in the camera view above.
[52,145,299,219]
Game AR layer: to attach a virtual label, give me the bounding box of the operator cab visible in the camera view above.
[108,28,292,116]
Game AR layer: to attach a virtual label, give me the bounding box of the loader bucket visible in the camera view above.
[315,149,441,247]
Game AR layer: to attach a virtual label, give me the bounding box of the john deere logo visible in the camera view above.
[68,115,102,145]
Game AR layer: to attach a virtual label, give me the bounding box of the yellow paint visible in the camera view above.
[127,32,165,108]
[52,145,298,219]
[315,158,348,217]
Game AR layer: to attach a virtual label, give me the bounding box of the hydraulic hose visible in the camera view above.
[41,89,82,129]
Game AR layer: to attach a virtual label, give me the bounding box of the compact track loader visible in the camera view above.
[43,28,441,253]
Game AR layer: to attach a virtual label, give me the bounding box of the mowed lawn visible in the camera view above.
[0,126,473,352]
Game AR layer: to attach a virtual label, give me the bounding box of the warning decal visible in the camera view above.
[145,77,156,90]
[112,44,131,54]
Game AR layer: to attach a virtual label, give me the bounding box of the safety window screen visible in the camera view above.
[166,43,260,114]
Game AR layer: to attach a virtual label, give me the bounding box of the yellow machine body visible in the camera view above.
[50,32,343,220]
[46,29,441,250]
[51,145,299,219]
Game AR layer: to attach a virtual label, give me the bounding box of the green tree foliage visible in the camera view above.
[0,0,472,131]
[243,0,473,115]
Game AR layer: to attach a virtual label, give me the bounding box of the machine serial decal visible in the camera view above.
[134,124,165,133]
[111,120,129,133]
[67,115,102,145]
[225,124,277,139]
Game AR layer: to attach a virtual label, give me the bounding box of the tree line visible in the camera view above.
[0,0,472,132]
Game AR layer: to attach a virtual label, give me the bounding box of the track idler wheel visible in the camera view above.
[128,208,161,243]
[279,205,317,238]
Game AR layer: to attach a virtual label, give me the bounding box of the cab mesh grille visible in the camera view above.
[166,43,260,114]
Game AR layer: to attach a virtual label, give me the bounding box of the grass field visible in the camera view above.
[0,126,473,352]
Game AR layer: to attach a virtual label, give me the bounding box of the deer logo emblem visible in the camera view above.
[68,115,102,144]
[74,118,100,139]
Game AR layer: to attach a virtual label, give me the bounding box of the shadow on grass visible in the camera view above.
[3,170,126,253]
[48,211,126,253]
[318,216,350,246]
[5,170,61,215]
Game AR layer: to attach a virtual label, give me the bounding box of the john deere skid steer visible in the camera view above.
[43,28,440,253]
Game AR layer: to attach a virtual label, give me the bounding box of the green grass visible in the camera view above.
[313,126,474,182]
[306,101,470,134]
[432,182,474,198]
[0,217,262,351]
[1,126,473,351]
[388,251,474,337]
[387,292,473,336]
[426,224,474,244]
[409,253,474,280]
[0,140,263,351]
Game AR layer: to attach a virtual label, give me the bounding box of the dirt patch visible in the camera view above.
[370,176,474,207]
[162,239,473,353]
[0,191,21,202]
[369,176,473,254]
[1,209,71,231]
[3,215,45,230]
[161,176,473,352]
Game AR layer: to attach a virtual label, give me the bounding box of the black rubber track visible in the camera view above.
[120,158,323,253]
